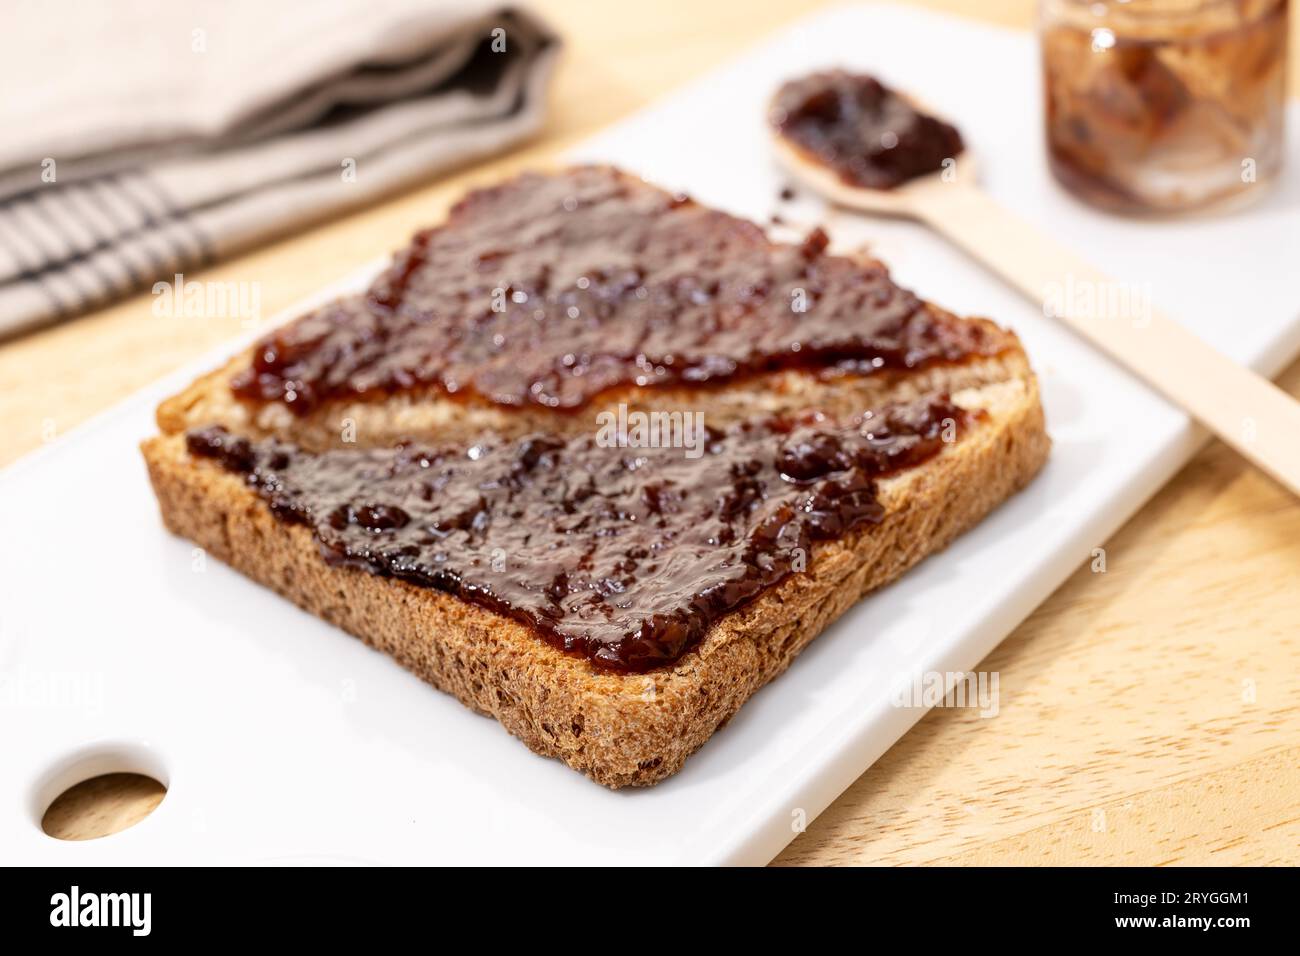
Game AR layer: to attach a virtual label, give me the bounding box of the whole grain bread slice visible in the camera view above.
[142,360,1047,787]
[144,164,1050,786]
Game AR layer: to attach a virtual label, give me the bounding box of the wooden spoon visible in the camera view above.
[772,128,1300,498]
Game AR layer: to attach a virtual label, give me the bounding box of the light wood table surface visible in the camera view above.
[15,0,1300,864]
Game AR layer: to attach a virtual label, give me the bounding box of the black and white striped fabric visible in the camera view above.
[0,173,215,329]
[0,0,558,337]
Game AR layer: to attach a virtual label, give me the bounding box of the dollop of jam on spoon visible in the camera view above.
[770,70,964,190]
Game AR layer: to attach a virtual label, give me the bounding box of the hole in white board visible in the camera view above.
[32,741,169,841]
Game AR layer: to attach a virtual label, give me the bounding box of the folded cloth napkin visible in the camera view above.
[0,0,559,337]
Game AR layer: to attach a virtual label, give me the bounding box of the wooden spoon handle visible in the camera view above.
[909,182,1300,497]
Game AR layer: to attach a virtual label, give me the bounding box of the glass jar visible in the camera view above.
[1040,0,1289,213]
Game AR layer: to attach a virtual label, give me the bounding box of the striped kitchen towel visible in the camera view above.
[0,0,559,338]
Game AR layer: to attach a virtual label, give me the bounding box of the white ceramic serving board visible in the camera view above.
[3,4,1298,865]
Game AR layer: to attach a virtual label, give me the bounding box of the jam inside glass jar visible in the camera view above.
[1040,0,1288,213]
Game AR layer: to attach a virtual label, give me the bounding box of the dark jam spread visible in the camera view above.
[230,166,1000,415]
[187,395,969,672]
[771,71,965,189]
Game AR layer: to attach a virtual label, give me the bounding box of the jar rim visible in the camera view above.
[1045,0,1282,17]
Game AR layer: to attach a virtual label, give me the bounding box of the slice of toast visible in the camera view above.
[142,167,1049,787]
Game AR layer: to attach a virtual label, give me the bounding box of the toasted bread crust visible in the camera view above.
[142,367,1048,787]
[156,307,1021,451]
